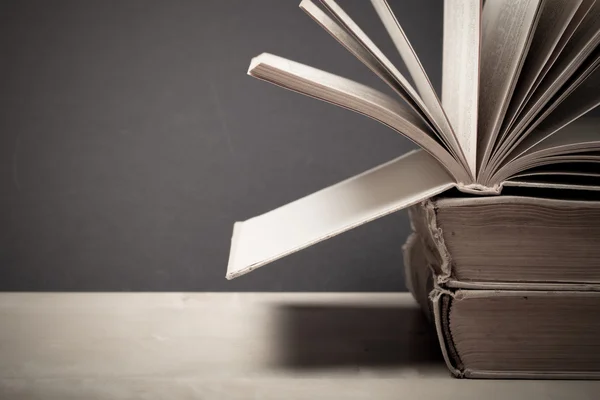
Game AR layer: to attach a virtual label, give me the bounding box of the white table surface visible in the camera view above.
[0,292,598,399]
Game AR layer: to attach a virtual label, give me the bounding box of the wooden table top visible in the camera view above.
[0,292,598,399]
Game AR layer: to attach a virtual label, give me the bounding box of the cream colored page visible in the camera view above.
[299,0,438,140]
[513,168,600,179]
[248,53,470,183]
[523,0,596,103]
[503,154,600,189]
[477,0,543,173]
[505,118,600,176]
[226,150,456,279]
[248,53,426,132]
[507,63,600,161]
[523,120,600,156]
[315,0,424,122]
[507,1,600,141]
[493,119,600,182]
[442,0,481,176]
[498,0,582,141]
[505,178,600,191]
[317,0,470,173]
[487,47,600,175]
[490,52,600,174]
[370,0,471,175]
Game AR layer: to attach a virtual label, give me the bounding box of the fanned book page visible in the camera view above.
[442,0,481,175]
[227,0,600,279]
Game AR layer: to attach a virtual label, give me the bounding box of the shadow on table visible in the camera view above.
[271,301,444,370]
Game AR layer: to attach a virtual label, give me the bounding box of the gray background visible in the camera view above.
[0,0,442,291]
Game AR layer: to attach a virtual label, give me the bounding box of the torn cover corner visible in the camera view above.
[226,149,457,279]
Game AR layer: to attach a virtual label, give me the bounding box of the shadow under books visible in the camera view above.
[272,301,444,370]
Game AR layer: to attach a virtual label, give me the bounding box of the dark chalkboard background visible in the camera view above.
[0,0,445,290]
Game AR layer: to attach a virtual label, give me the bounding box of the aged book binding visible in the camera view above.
[408,194,600,287]
[227,0,600,280]
[403,195,600,379]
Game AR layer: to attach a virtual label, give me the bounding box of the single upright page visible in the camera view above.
[442,0,481,176]
[226,150,455,279]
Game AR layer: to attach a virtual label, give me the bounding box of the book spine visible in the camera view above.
[456,182,503,195]
[408,200,454,284]
[401,232,465,377]
[429,286,465,378]
[402,232,434,320]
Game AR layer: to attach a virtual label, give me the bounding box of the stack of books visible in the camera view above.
[225,0,600,378]
[404,192,600,378]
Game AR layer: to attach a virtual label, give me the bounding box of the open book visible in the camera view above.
[227,0,600,279]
